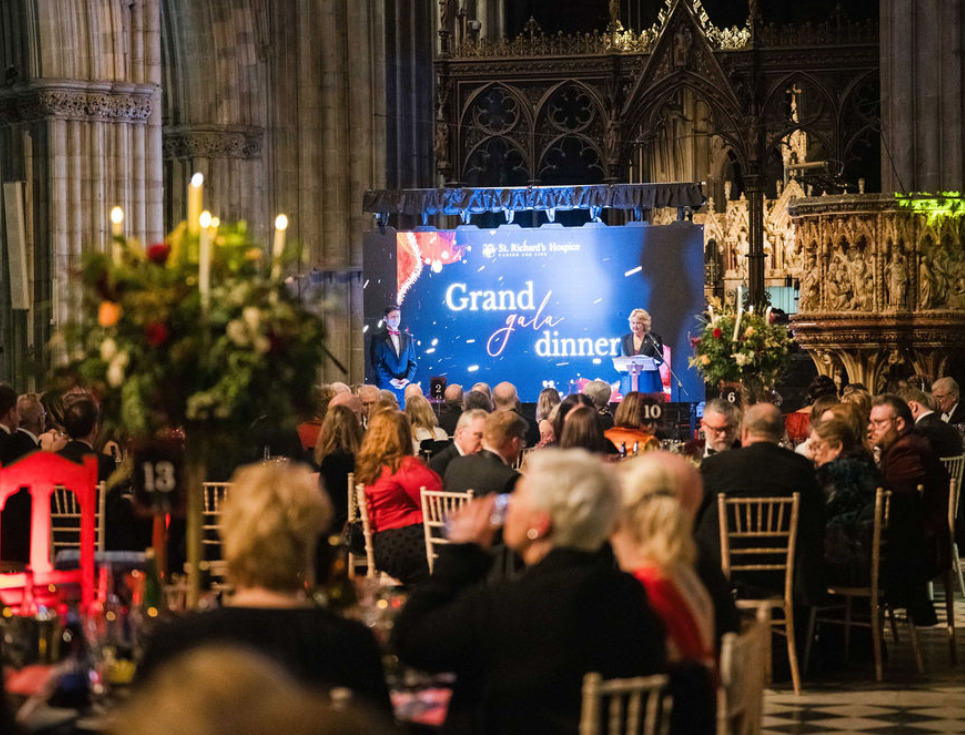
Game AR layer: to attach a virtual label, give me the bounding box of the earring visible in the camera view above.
[526,528,539,540]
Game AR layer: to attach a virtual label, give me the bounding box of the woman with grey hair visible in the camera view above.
[394,448,665,735]
[138,462,390,713]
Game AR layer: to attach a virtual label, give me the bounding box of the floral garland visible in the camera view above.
[688,297,791,390]
[56,220,327,442]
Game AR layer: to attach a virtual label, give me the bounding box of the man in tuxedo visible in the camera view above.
[493,381,541,448]
[933,377,965,425]
[429,409,486,479]
[0,384,20,465]
[898,386,963,458]
[681,398,741,463]
[695,402,825,605]
[357,384,381,430]
[369,304,417,406]
[443,410,527,496]
[57,394,117,482]
[437,384,463,436]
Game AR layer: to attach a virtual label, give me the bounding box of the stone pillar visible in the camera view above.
[880,0,964,193]
[0,0,162,384]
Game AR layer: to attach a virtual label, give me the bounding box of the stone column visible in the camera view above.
[880,0,964,193]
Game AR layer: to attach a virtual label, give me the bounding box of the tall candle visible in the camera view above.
[199,211,212,313]
[707,303,715,324]
[272,214,288,279]
[110,206,124,263]
[732,286,744,341]
[765,306,773,324]
[188,173,204,235]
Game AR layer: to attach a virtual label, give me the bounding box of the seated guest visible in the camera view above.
[933,376,965,424]
[438,383,464,436]
[428,409,487,479]
[357,384,381,430]
[117,645,388,735]
[356,409,441,584]
[536,387,561,445]
[8,392,43,461]
[559,405,612,455]
[313,405,363,532]
[809,418,880,585]
[784,375,838,447]
[681,398,741,463]
[463,388,493,413]
[840,383,872,420]
[819,402,871,454]
[898,386,964,458]
[393,448,666,735]
[605,391,662,454]
[869,394,949,624]
[443,410,526,495]
[1,392,45,562]
[139,462,390,711]
[695,403,826,605]
[470,381,493,406]
[551,393,594,447]
[378,389,399,407]
[57,393,118,484]
[0,383,22,465]
[493,381,540,448]
[295,386,333,458]
[405,394,449,453]
[583,379,615,432]
[404,382,424,402]
[613,455,715,670]
[617,452,739,649]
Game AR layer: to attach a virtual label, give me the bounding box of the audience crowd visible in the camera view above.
[1,371,964,735]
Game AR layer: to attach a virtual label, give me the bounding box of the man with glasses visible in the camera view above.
[869,394,950,625]
[684,398,742,462]
[932,377,965,425]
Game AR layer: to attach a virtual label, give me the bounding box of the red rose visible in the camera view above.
[146,243,171,265]
[712,327,722,339]
[690,336,702,348]
[145,322,169,346]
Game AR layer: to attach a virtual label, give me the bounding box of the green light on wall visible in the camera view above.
[895,192,965,226]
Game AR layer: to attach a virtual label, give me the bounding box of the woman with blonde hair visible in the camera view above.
[139,462,390,711]
[313,404,363,530]
[404,394,448,451]
[613,452,715,671]
[620,308,664,394]
[356,409,441,584]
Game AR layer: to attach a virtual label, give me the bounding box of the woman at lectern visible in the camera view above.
[620,308,663,394]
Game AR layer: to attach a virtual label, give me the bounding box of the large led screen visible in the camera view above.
[363,222,705,402]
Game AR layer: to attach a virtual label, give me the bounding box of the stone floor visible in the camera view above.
[763,588,965,734]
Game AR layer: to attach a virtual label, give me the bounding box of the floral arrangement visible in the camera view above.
[688,295,791,391]
[56,217,326,443]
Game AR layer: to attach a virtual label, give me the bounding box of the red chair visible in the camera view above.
[0,453,98,612]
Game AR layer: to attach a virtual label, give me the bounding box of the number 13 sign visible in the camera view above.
[133,440,184,515]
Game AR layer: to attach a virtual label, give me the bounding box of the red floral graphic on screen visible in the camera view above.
[396,231,465,304]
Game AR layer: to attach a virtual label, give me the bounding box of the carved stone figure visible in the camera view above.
[918,254,933,309]
[887,252,908,309]
[433,120,450,165]
[799,254,819,310]
[673,25,692,67]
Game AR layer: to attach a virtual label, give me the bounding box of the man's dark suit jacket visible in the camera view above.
[443,449,519,496]
[695,441,826,605]
[58,440,152,551]
[945,402,965,426]
[369,328,417,391]
[915,412,964,458]
[428,442,462,480]
[0,430,39,563]
[393,545,666,735]
[438,405,462,436]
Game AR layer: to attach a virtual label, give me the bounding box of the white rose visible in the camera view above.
[107,361,125,387]
[253,335,271,354]
[100,338,118,362]
[226,320,249,346]
[243,307,261,330]
[115,351,130,368]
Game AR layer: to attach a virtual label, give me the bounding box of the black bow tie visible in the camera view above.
[706,448,717,456]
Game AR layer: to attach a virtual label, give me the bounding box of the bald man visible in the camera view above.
[694,402,826,605]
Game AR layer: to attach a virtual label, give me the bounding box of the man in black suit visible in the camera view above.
[899,386,963,458]
[443,410,527,496]
[57,394,117,483]
[681,398,741,464]
[429,409,486,479]
[437,384,463,436]
[933,377,965,425]
[0,383,19,465]
[695,402,825,605]
[7,393,44,462]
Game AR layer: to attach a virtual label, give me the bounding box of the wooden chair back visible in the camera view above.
[421,487,474,573]
[718,605,770,735]
[717,493,800,602]
[50,481,108,556]
[356,484,377,578]
[579,672,671,735]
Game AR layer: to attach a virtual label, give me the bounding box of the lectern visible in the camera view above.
[612,355,660,394]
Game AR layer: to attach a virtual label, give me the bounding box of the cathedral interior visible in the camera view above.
[0,0,962,394]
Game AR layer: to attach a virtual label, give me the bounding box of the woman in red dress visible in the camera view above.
[356,409,441,584]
